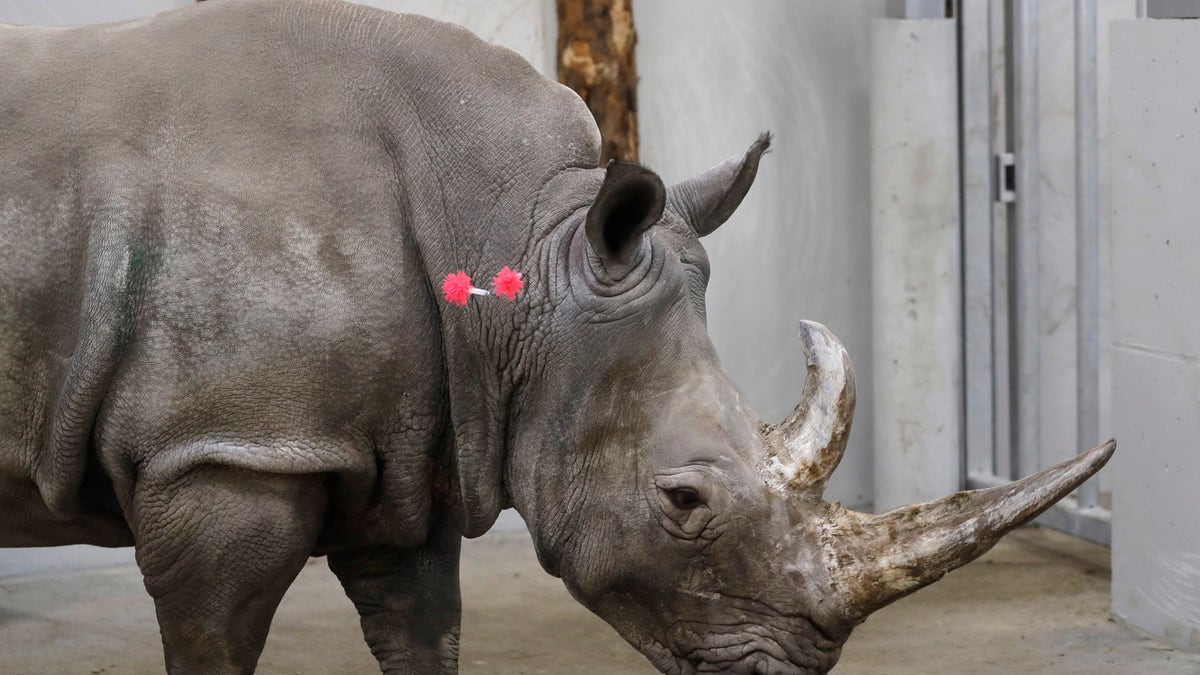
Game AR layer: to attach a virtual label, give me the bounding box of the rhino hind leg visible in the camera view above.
[328,514,462,674]
[131,465,327,675]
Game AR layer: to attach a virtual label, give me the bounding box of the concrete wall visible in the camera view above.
[637,1,885,508]
[0,0,191,25]
[1109,19,1200,652]
[869,18,961,511]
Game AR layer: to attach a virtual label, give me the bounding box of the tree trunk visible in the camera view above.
[556,0,639,164]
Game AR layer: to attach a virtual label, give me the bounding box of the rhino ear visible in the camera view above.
[668,133,771,237]
[585,160,667,269]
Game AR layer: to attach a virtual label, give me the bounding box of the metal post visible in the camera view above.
[1010,0,1040,480]
[1074,0,1101,510]
[960,0,997,483]
[990,0,1012,480]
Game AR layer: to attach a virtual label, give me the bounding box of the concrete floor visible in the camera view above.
[2,526,1198,674]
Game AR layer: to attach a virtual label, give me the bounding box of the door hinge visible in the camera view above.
[995,152,1016,203]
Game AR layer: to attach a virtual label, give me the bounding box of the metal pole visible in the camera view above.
[960,0,997,485]
[1074,0,1101,510]
[1011,0,1040,480]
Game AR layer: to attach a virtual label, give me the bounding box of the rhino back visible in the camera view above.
[0,0,598,545]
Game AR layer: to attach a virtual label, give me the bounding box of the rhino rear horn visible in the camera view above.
[585,160,666,270]
[668,132,771,237]
[764,320,854,495]
[828,440,1116,624]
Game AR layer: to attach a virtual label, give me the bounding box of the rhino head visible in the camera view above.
[483,135,1113,674]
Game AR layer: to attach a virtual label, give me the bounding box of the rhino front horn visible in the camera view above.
[764,322,1115,626]
[827,440,1115,623]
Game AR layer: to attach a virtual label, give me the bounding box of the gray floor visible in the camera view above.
[1,525,1198,674]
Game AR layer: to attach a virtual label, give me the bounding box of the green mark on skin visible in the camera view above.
[127,245,147,280]
[115,243,149,345]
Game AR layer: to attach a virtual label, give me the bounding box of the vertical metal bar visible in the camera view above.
[1074,0,1101,509]
[960,0,996,483]
[990,0,1012,480]
[1010,0,1040,479]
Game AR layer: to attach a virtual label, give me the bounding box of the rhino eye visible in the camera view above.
[649,476,718,539]
[667,487,703,511]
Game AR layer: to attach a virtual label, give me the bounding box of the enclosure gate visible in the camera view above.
[955,0,1112,545]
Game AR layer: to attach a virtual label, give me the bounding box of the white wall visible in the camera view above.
[637,1,885,508]
[869,18,961,511]
[1109,18,1200,652]
[0,0,191,25]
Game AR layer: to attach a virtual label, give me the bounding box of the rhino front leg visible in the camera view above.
[328,515,463,674]
[132,466,327,675]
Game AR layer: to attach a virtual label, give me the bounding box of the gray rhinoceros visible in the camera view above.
[0,1,1113,673]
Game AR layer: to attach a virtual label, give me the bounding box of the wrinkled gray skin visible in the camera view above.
[0,2,1115,674]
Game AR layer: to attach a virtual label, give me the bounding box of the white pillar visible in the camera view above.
[1110,18,1200,654]
[869,18,962,511]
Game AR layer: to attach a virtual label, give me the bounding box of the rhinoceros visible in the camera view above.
[0,0,1114,673]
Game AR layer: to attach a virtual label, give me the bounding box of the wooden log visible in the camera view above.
[556,0,639,163]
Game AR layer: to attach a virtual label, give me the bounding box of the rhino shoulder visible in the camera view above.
[284,0,603,174]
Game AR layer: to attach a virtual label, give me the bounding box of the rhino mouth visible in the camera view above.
[683,647,812,675]
[633,616,842,675]
[642,642,825,675]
